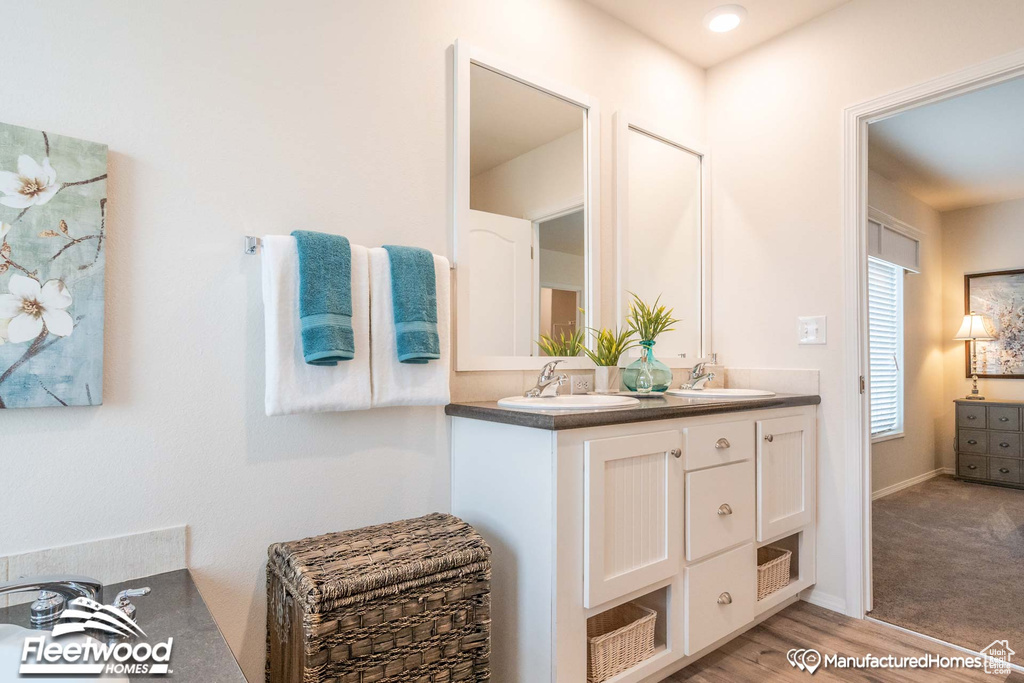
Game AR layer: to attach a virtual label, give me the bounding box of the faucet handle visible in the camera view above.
[113,587,151,622]
[539,359,564,378]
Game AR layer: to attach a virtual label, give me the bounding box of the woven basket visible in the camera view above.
[266,513,491,683]
[757,546,792,600]
[586,602,656,683]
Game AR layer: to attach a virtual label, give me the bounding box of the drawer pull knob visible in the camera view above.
[1000,417,1010,422]
[967,415,977,420]
[718,503,733,516]
[717,592,732,605]
[968,464,978,470]
[715,438,731,450]
[671,448,682,459]
[1000,468,1011,474]
[764,434,774,443]
[967,440,978,445]
[1001,443,1011,448]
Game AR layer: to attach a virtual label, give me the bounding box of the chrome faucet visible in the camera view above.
[526,360,568,398]
[0,575,102,628]
[680,359,716,390]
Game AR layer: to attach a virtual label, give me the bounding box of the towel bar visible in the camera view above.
[244,235,454,269]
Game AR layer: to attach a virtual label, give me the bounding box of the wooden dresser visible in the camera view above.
[955,399,1024,489]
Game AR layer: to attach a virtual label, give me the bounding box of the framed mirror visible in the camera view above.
[452,41,600,371]
[614,112,708,366]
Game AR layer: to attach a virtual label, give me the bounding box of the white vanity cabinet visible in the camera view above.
[449,399,817,683]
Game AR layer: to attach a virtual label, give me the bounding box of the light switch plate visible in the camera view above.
[798,316,827,345]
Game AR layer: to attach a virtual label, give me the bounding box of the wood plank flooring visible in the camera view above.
[664,601,1024,682]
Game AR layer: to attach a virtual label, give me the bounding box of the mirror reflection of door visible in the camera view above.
[467,62,586,358]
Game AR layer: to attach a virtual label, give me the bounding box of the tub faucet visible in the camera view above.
[0,574,102,628]
[526,360,568,398]
[681,360,716,390]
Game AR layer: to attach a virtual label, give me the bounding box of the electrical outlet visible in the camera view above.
[570,375,593,395]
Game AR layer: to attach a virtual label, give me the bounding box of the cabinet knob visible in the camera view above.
[715,438,731,450]
[764,434,774,443]
[717,592,732,605]
[1000,468,1011,474]
[1001,443,1011,448]
[967,440,978,445]
[717,503,733,516]
[967,415,977,420]
[968,464,978,470]
[1000,417,1010,422]
[671,448,682,459]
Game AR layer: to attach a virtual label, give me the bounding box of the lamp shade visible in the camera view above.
[954,312,997,341]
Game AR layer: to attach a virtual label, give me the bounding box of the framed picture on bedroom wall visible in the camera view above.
[965,268,1024,379]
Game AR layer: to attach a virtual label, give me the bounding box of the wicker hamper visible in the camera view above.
[756,546,792,601]
[266,513,491,683]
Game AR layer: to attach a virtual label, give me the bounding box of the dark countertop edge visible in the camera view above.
[445,394,821,430]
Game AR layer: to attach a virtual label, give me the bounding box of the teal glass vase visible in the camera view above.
[622,341,672,392]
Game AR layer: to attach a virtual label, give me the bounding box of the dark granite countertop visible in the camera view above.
[0,569,245,683]
[446,393,821,430]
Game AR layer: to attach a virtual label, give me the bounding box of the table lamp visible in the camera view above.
[954,311,996,400]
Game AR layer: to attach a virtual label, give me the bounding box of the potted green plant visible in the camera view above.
[622,293,679,393]
[535,327,585,358]
[583,326,637,393]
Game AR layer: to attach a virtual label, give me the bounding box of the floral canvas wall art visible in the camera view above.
[966,269,1024,379]
[0,122,107,408]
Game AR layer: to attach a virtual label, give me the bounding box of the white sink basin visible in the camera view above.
[0,624,128,682]
[497,395,641,411]
[666,388,776,399]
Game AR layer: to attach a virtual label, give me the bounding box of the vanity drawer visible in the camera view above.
[989,433,1021,458]
[958,404,987,428]
[959,429,988,454]
[684,543,755,655]
[989,406,1021,431]
[685,460,755,561]
[683,420,754,471]
[958,454,987,479]
[989,457,1021,484]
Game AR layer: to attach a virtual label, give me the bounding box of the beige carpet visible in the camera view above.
[871,474,1024,654]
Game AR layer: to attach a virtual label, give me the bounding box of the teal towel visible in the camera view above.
[291,230,353,365]
[382,245,440,364]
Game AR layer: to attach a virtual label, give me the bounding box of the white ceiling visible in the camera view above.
[581,0,850,68]
[869,76,1024,212]
[470,63,583,176]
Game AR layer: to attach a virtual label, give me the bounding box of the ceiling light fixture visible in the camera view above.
[704,4,747,33]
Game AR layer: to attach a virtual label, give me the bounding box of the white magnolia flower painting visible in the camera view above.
[0,122,107,408]
[968,269,1024,378]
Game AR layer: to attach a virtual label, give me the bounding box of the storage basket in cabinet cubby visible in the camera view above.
[757,546,792,600]
[586,602,657,683]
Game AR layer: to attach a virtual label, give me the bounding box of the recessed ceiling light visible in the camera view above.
[704,4,747,33]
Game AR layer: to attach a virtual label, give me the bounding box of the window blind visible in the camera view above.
[868,257,903,436]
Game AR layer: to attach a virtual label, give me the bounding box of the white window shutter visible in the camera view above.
[868,257,903,437]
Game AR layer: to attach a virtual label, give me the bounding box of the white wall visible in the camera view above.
[706,0,1024,611]
[867,170,945,493]
[940,196,1024,468]
[0,1,704,680]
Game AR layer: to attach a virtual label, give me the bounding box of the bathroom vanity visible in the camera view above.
[447,394,818,683]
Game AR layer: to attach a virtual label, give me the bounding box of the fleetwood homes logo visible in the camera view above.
[19,597,173,676]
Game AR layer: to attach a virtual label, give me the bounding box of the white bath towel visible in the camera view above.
[262,235,372,415]
[369,248,451,407]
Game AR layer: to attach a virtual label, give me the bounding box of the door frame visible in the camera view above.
[842,48,1024,618]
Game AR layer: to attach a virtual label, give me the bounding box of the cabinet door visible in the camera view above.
[756,414,815,542]
[584,430,683,608]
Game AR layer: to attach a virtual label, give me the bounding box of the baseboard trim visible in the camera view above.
[802,588,847,614]
[872,467,951,501]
